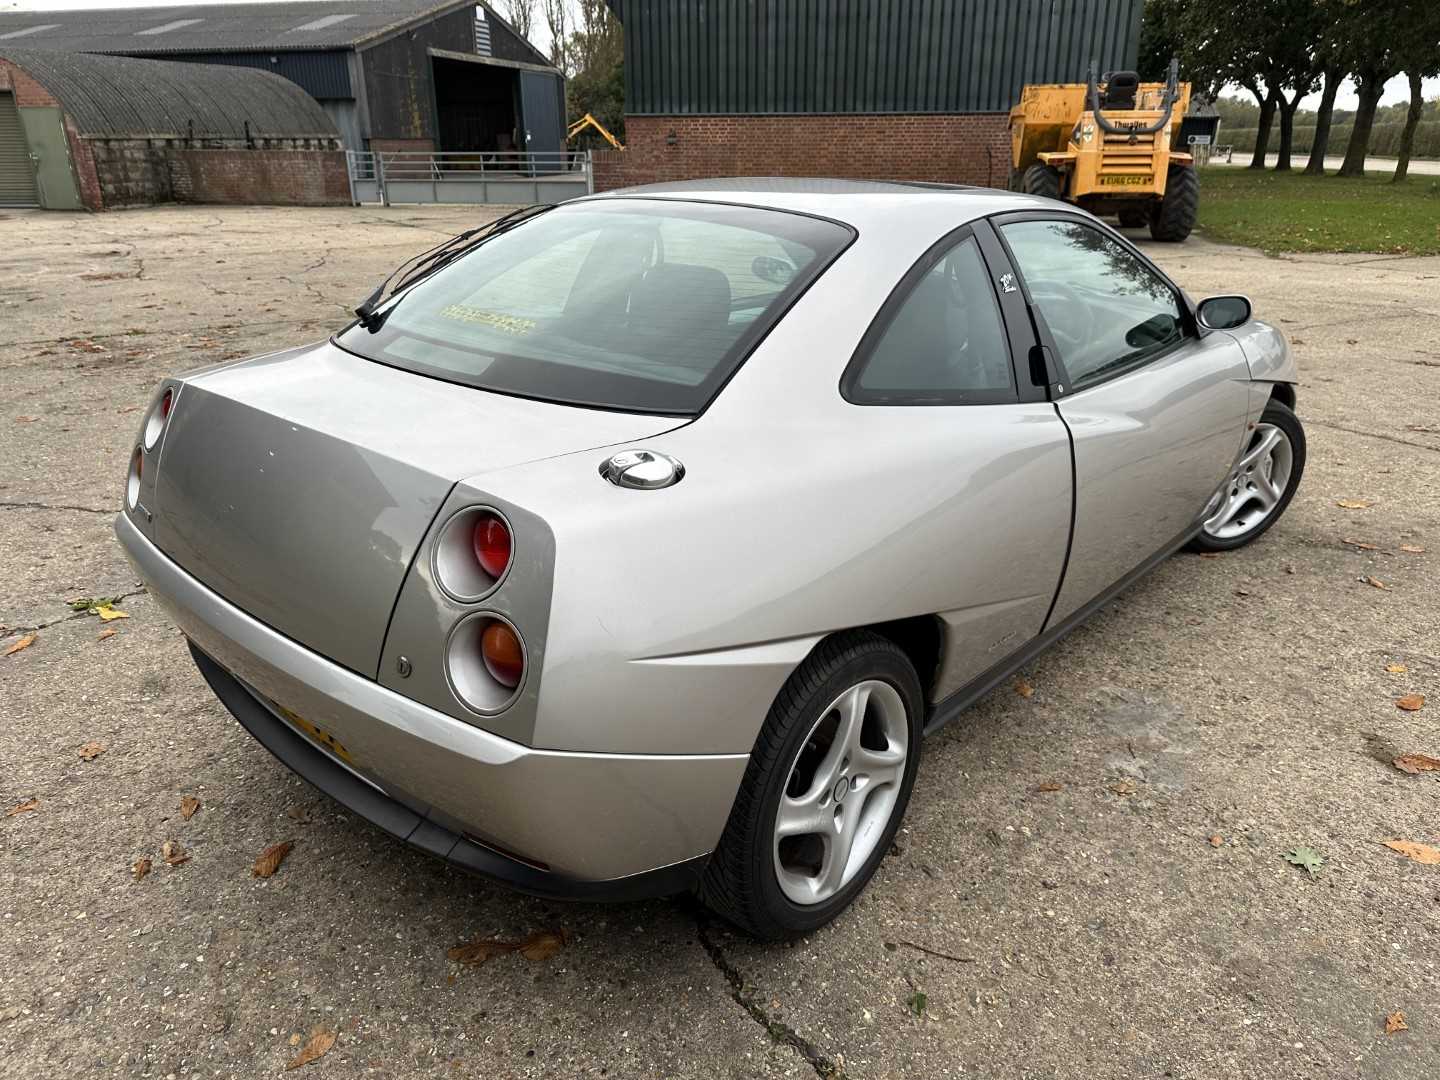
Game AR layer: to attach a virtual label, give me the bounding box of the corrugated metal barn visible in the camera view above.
[0,1,565,175]
[596,0,1144,191]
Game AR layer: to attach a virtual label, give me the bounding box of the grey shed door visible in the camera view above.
[518,71,562,159]
[0,92,39,207]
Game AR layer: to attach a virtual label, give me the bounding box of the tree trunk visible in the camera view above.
[1249,87,1278,169]
[1304,68,1342,175]
[1337,70,1385,177]
[1393,71,1424,182]
[1274,93,1302,171]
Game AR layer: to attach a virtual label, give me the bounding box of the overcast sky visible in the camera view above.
[3,0,1436,112]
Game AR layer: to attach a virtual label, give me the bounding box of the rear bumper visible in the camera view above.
[115,511,746,895]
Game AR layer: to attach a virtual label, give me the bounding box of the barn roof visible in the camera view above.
[0,0,472,55]
[0,48,340,138]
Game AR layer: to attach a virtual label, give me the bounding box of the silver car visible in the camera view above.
[117,179,1303,939]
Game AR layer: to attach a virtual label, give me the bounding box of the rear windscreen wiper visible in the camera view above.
[353,203,555,329]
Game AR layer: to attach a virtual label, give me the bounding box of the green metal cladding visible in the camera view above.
[611,0,1144,115]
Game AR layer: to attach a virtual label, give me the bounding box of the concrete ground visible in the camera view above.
[1,202,1437,1080]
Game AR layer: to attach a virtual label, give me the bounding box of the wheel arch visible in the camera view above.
[1267,382,1296,412]
[855,614,944,702]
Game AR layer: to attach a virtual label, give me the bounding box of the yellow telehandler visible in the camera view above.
[1009,59,1198,241]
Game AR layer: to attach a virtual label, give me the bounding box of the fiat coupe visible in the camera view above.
[117,179,1302,938]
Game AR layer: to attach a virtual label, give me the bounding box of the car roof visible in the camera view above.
[581,177,1068,229]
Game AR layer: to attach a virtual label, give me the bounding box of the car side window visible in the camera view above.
[845,234,1014,405]
[999,219,1185,388]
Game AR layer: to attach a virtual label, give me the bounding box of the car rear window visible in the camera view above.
[336,199,853,414]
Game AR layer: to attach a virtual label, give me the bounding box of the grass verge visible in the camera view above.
[1197,167,1440,255]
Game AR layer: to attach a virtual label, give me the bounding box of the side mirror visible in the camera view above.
[751,255,796,285]
[1196,295,1252,331]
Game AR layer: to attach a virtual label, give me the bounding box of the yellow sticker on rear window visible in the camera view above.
[439,304,536,335]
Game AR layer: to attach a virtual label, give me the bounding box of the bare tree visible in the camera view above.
[499,0,537,40]
[543,0,570,75]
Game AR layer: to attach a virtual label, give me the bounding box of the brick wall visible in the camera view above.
[594,114,1013,192]
[86,138,349,207]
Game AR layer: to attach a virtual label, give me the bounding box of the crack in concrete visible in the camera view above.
[3,586,149,638]
[0,500,118,515]
[1307,419,1440,453]
[694,915,843,1079]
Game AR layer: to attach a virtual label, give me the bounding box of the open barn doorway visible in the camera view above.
[432,54,519,155]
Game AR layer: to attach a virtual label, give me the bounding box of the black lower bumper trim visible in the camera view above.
[189,642,706,903]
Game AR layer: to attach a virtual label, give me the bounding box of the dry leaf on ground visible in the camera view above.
[448,929,568,967]
[1341,538,1380,551]
[5,798,39,818]
[1385,1011,1409,1034]
[1336,499,1373,509]
[132,857,151,882]
[78,741,106,761]
[1393,754,1440,774]
[1109,780,1137,796]
[1036,781,1063,793]
[4,634,36,657]
[1209,835,1224,847]
[1015,678,1035,699]
[180,796,201,820]
[161,839,190,866]
[285,1029,337,1070]
[98,628,118,641]
[1396,694,1426,712]
[1381,840,1440,865]
[95,605,129,622]
[1363,576,1391,590]
[252,840,294,878]
[1385,663,1408,674]
[15,415,38,423]
[1399,544,1425,554]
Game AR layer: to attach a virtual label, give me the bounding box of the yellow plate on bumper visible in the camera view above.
[275,705,356,765]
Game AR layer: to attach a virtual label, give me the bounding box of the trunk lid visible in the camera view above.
[152,340,678,676]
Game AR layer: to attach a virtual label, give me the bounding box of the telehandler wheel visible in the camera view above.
[1117,206,1149,229]
[1149,164,1199,242]
[1021,163,1062,201]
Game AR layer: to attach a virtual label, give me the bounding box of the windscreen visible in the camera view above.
[336,199,853,414]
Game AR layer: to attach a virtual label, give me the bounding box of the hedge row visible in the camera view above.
[1222,121,1440,159]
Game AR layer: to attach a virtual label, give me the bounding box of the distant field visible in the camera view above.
[1196,167,1440,255]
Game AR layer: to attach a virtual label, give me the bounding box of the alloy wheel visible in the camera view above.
[1202,422,1294,540]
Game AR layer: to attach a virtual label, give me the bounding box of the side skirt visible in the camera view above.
[923,521,1201,736]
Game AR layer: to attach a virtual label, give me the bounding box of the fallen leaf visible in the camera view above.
[1393,754,1440,774]
[1363,576,1391,590]
[98,628,117,641]
[1385,663,1408,674]
[5,798,39,817]
[448,929,568,967]
[1109,780,1137,796]
[161,840,190,866]
[15,415,38,423]
[252,840,294,878]
[1036,781,1063,793]
[78,741,106,761]
[1385,1010,1409,1034]
[1380,840,1440,865]
[289,1033,302,1046]
[180,796,201,820]
[1336,499,1373,509]
[1197,551,1221,559]
[3,634,36,657]
[1284,846,1325,875]
[69,338,107,353]
[1396,694,1426,712]
[285,1029,337,1070]
[132,857,151,882]
[1209,835,1224,847]
[1399,544,1424,554]
[1341,538,1380,551]
[95,605,129,622]
[1015,678,1035,699]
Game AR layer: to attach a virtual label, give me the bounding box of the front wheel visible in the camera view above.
[1021,163,1063,201]
[698,631,923,939]
[1149,163,1199,241]
[1192,399,1305,552]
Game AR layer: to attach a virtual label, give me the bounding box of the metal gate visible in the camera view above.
[0,91,39,208]
[347,150,592,206]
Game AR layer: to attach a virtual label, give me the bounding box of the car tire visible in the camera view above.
[1021,163,1063,201]
[1149,164,1199,241]
[1191,398,1305,552]
[698,631,923,940]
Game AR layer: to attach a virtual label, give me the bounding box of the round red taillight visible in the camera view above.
[471,513,511,580]
[160,388,173,419]
[480,620,524,689]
